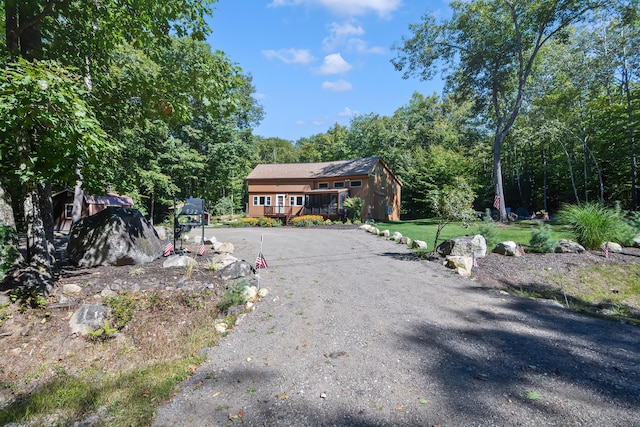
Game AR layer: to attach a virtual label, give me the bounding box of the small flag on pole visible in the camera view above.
[255,251,268,269]
[516,242,526,256]
[493,193,500,210]
[163,241,174,257]
[472,253,478,268]
[604,242,609,258]
[198,241,206,256]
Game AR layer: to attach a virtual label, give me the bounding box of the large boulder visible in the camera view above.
[494,241,518,256]
[67,207,163,267]
[555,239,585,254]
[437,235,487,259]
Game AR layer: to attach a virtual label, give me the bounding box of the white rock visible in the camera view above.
[258,288,269,298]
[411,240,427,250]
[380,230,390,237]
[445,255,473,277]
[494,241,517,256]
[63,284,82,294]
[391,231,403,242]
[243,286,258,300]
[162,254,197,268]
[603,242,623,253]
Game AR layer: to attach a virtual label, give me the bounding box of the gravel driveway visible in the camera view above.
[154,227,640,426]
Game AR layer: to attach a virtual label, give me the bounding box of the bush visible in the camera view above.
[213,196,234,216]
[217,281,249,312]
[290,215,324,227]
[557,203,636,250]
[344,197,364,222]
[478,222,498,247]
[529,222,557,253]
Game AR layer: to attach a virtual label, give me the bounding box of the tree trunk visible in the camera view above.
[72,170,84,227]
[0,183,23,277]
[493,132,507,222]
[23,186,54,294]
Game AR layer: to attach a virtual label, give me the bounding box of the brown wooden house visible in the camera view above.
[52,189,134,232]
[246,157,401,222]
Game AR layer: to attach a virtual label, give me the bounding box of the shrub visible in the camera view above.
[344,197,364,222]
[290,215,324,227]
[213,196,234,216]
[258,217,278,227]
[557,203,636,250]
[478,222,498,247]
[529,222,557,253]
[217,281,249,312]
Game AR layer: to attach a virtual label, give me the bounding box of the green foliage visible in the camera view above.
[344,197,364,222]
[0,59,118,188]
[558,203,636,250]
[529,222,557,253]
[9,287,47,313]
[87,320,119,341]
[217,281,249,312]
[104,292,138,330]
[427,177,477,251]
[213,196,235,216]
[478,222,499,247]
[290,215,324,227]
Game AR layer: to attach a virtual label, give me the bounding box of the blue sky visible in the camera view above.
[205,1,451,142]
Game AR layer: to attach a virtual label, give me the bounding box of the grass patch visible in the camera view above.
[380,219,572,249]
[0,356,205,427]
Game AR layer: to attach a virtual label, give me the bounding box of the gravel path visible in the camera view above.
[154,227,640,426]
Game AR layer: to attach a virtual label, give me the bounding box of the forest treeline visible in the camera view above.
[0,1,638,289]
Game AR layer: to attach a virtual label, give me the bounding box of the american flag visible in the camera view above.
[198,242,206,256]
[604,242,609,258]
[255,251,268,269]
[163,241,174,257]
[517,242,526,256]
[493,193,500,210]
[472,253,478,268]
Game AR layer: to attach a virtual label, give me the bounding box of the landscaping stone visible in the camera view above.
[437,235,487,259]
[411,240,427,250]
[69,304,109,335]
[445,255,473,277]
[555,239,585,253]
[213,242,234,254]
[67,207,162,267]
[603,242,622,253]
[380,230,390,237]
[390,232,403,242]
[162,254,197,268]
[494,241,518,256]
[220,260,254,281]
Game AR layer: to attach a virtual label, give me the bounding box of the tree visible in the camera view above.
[0,0,220,291]
[427,177,477,251]
[0,59,116,290]
[392,0,605,221]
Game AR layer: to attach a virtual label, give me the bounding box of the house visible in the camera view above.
[246,156,401,222]
[52,189,134,232]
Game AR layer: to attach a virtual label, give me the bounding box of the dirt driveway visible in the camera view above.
[154,227,640,426]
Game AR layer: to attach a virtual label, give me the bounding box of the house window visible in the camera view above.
[290,196,304,206]
[317,182,329,189]
[253,196,272,206]
[65,204,74,219]
[350,180,362,188]
[333,182,345,189]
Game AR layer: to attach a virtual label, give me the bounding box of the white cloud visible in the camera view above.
[318,53,352,74]
[321,79,353,92]
[322,21,364,51]
[269,0,402,17]
[262,48,316,65]
[338,106,359,117]
[347,38,385,54]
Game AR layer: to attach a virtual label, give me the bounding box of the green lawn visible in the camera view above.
[378,219,574,249]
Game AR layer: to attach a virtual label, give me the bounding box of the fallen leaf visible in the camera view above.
[395,405,404,411]
[418,398,429,405]
[212,391,221,398]
[276,393,289,400]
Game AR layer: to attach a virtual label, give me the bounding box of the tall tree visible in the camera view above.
[0,0,218,290]
[392,0,605,221]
